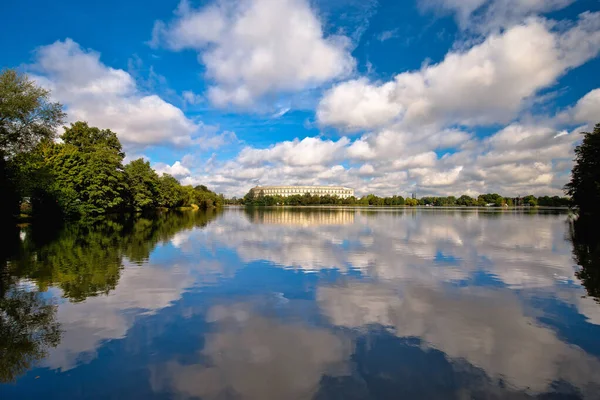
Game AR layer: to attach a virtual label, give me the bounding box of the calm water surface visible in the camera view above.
[1,208,600,399]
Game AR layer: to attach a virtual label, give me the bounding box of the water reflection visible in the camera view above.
[0,290,60,383]
[1,208,600,399]
[151,302,352,400]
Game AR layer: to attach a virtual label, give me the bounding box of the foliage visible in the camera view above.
[125,158,161,211]
[0,209,220,382]
[0,290,61,383]
[193,185,224,209]
[565,123,600,217]
[12,220,125,301]
[158,174,185,208]
[570,215,600,302]
[0,69,65,157]
[0,69,65,223]
[44,122,129,215]
[238,190,570,208]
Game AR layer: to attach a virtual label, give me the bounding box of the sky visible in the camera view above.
[1,0,600,198]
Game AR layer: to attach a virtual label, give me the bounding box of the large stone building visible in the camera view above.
[251,185,354,199]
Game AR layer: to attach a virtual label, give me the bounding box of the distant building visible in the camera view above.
[251,185,354,199]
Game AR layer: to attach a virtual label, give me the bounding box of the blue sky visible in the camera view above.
[2,0,600,197]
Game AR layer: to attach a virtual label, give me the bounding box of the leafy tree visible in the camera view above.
[125,158,160,211]
[456,195,475,206]
[0,69,65,223]
[522,195,537,207]
[46,122,128,215]
[158,174,185,208]
[0,69,65,156]
[565,123,600,217]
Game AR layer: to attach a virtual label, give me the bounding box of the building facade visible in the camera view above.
[251,185,354,199]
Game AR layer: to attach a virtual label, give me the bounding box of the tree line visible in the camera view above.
[237,190,571,208]
[0,69,222,224]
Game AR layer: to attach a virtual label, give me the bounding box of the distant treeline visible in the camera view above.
[1,69,222,223]
[233,190,571,207]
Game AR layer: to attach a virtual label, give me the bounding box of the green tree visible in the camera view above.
[0,69,65,223]
[158,174,185,208]
[456,195,475,206]
[0,69,65,156]
[565,123,600,217]
[522,195,537,207]
[125,158,160,211]
[46,122,128,215]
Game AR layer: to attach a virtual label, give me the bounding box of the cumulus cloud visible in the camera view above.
[180,123,579,197]
[31,39,229,151]
[318,14,600,130]
[152,0,355,107]
[237,136,350,167]
[153,161,192,178]
[419,0,575,33]
[573,88,600,124]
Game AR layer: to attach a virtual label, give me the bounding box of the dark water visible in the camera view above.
[1,208,600,399]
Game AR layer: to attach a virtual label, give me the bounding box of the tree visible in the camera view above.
[158,174,185,208]
[565,123,600,217]
[0,69,65,223]
[125,158,160,211]
[456,195,475,206]
[46,122,128,215]
[0,69,65,156]
[522,195,537,207]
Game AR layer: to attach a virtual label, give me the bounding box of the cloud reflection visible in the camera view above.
[318,282,600,395]
[151,302,352,400]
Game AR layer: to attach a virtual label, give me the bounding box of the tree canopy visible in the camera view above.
[565,123,600,218]
[0,69,65,157]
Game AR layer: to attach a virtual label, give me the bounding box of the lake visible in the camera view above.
[1,207,600,399]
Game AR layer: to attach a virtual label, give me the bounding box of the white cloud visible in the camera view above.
[573,88,600,124]
[237,136,350,167]
[317,78,402,130]
[182,90,203,105]
[419,0,575,33]
[31,39,229,151]
[153,0,355,107]
[318,14,600,130]
[376,28,399,42]
[153,161,192,178]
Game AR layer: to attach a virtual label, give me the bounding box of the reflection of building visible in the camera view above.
[251,185,354,199]
[251,210,355,226]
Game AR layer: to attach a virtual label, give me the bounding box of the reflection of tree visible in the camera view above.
[570,216,600,301]
[0,290,60,383]
[13,221,125,302]
[121,209,220,263]
[11,210,220,302]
